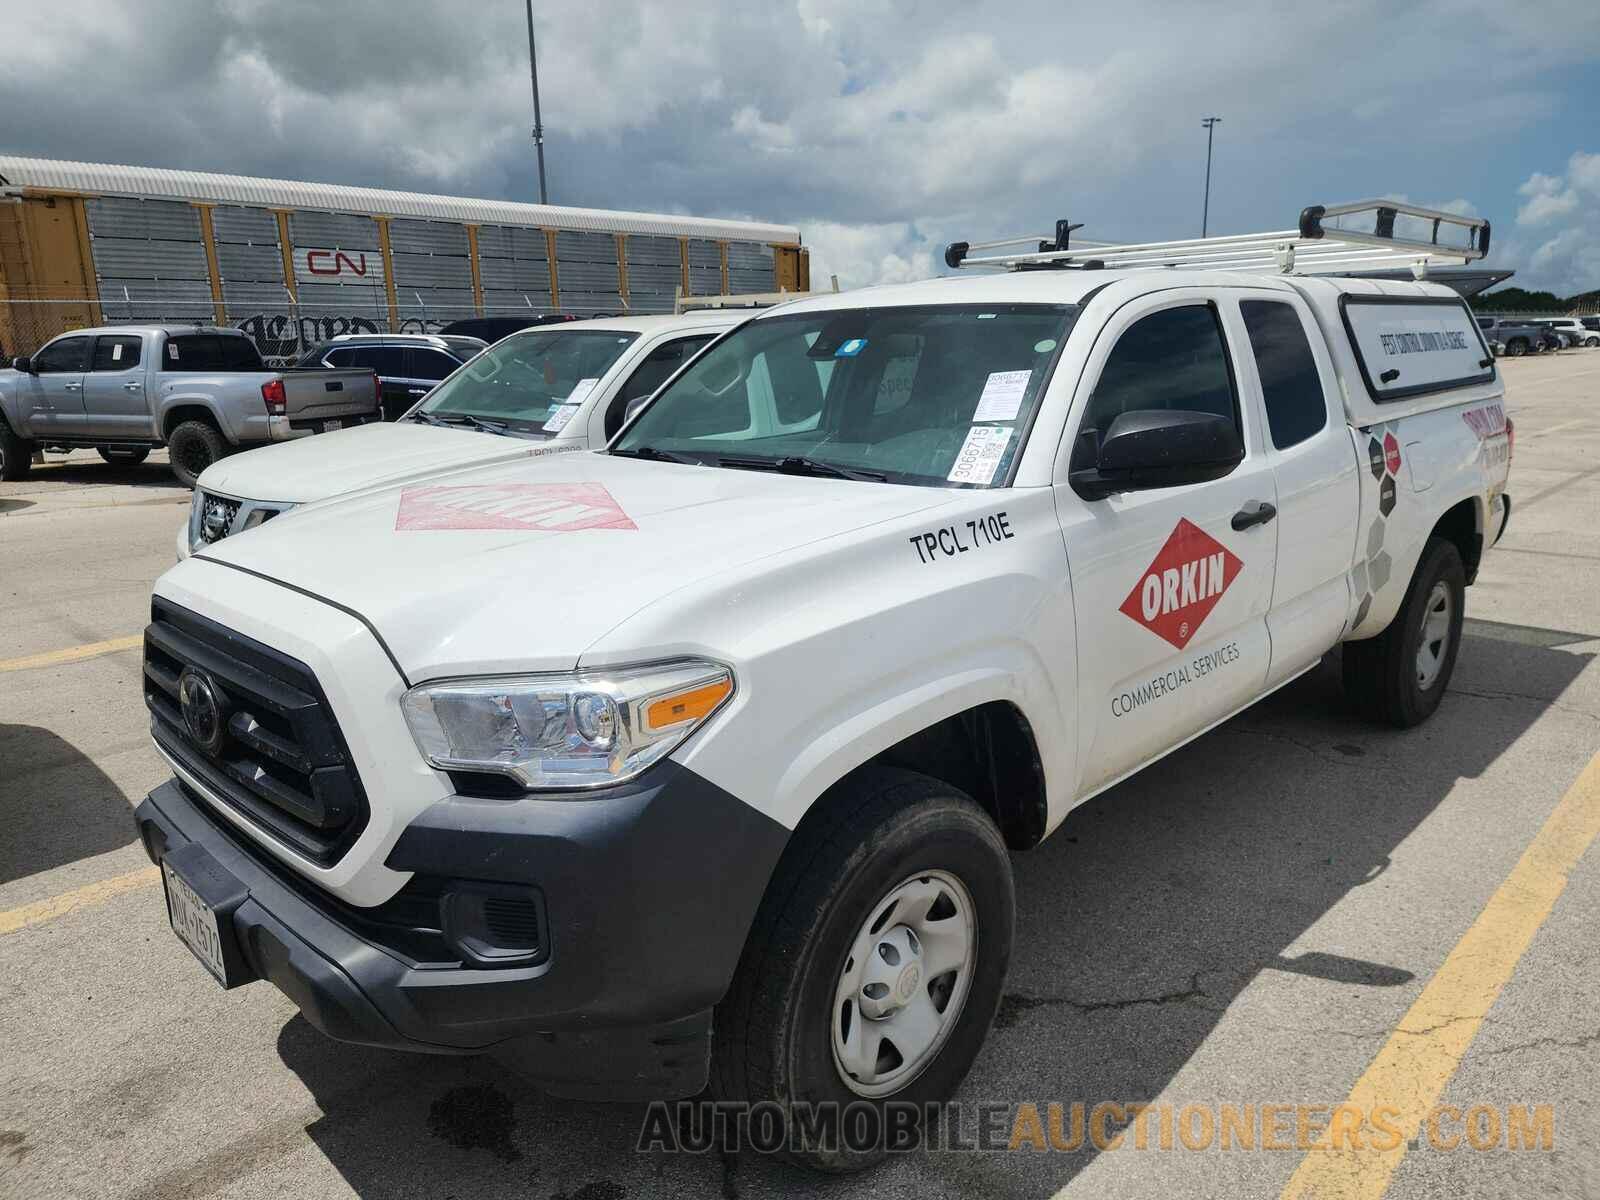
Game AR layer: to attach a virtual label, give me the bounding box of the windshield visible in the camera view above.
[414,329,639,435]
[612,304,1076,486]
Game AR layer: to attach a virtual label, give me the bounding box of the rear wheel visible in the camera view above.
[166,420,227,488]
[1586,337,1600,349]
[0,412,33,481]
[98,446,150,466]
[1343,537,1466,727]
[710,767,1014,1172]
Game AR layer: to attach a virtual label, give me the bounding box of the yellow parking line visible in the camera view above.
[0,866,161,936]
[1281,749,1600,1200]
[0,633,143,673]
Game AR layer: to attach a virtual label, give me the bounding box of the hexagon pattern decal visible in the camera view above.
[1347,420,1404,635]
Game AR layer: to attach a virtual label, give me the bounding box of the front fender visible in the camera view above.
[596,489,1079,835]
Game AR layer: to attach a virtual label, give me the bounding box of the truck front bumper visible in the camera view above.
[133,762,788,1099]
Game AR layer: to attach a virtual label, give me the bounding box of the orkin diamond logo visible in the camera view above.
[395,482,637,532]
[1118,518,1244,650]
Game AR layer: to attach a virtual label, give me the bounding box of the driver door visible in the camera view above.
[21,334,91,435]
[1054,290,1278,797]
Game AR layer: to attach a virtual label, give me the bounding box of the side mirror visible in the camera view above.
[11,355,33,374]
[622,394,649,425]
[1070,409,1244,500]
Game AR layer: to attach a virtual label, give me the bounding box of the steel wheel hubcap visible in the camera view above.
[831,869,976,1098]
[1415,581,1452,690]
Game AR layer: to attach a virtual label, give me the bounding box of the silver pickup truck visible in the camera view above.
[0,325,380,485]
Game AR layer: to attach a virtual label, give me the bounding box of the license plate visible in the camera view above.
[163,860,227,985]
[322,419,342,433]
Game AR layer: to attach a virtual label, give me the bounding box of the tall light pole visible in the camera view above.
[1200,116,1221,237]
[525,0,549,204]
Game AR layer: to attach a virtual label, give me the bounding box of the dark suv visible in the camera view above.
[296,334,487,421]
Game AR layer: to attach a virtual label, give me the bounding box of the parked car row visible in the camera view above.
[1475,314,1600,356]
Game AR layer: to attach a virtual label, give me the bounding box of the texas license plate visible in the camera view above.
[322,419,342,433]
[163,860,227,984]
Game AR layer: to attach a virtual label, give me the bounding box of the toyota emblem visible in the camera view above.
[178,669,227,755]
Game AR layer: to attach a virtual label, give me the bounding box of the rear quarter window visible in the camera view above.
[1340,296,1494,402]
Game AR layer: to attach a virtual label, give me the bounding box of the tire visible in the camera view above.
[1343,537,1466,727]
[1585,337,1600,349]
[710,767,1014,1172]
[1505,338,1527,357]
[0,412,33,481]
[166,420,227,488]
[98,446,150,466]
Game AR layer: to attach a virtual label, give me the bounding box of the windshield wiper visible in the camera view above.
[717,454,888,483]
[447,413,511,435]
[408,410,451,427]
[609,445,702,466]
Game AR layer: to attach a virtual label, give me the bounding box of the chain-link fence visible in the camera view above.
[0,292,568,366]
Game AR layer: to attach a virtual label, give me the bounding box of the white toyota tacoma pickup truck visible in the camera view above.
[134,203,1510,1170]
[176,311,743,557]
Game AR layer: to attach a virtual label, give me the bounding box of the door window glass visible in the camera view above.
[91,335,144,371]
[408,348,460,381]
[33,336,91,373]
[607,335,717,439]
[1081,305,1238,440]
[1240,300,1327,450]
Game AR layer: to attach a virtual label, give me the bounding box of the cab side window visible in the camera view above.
[1081,304,1238,439]
[1239,300,1326,450]
[92,335,143,371]
[606,335,715,439]
[33,336,91,373]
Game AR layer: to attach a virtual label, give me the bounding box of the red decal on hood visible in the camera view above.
[395,483,637,532]
[1118,518,1243,650]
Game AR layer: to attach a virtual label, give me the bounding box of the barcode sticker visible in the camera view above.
[948,425,1012,485]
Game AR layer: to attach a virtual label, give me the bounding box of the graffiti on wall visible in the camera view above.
[233,313,453,362]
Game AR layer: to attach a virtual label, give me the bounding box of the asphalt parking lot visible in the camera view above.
[2,352,1598,1200]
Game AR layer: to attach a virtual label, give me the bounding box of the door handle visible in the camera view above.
[124,382,143,391]
[1231,501,1277,531]
[64,382,82,391]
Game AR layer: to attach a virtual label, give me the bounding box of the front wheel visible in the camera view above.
[710,767,1014,1172]
[166,420,227,488]
[0,412,33,481]
[1343,537,1466,727]
[98,446,150,466]
[1505,338,1527,357]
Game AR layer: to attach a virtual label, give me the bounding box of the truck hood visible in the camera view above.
[197,421,569,505]
[190,452,959,679]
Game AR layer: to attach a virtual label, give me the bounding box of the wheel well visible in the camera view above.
[1431,498,1482,585]
[162,405,220,441]
[815,702,1048,850]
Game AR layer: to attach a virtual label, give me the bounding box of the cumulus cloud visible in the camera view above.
[1495,150,1600,295]
[3,1,1599,292]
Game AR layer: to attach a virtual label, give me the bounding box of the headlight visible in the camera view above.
[400,660,735,791]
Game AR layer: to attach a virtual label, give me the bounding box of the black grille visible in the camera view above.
[198,493,242,545]
[483,897,543,947]
[144,598,369,866]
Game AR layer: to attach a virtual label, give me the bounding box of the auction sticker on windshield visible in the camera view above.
[948,425,1012,485]
[396,483,637,532]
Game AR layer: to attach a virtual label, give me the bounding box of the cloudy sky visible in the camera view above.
[5,0,1599,294]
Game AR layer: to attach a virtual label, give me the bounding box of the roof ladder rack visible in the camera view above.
[943,200,1490,277]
